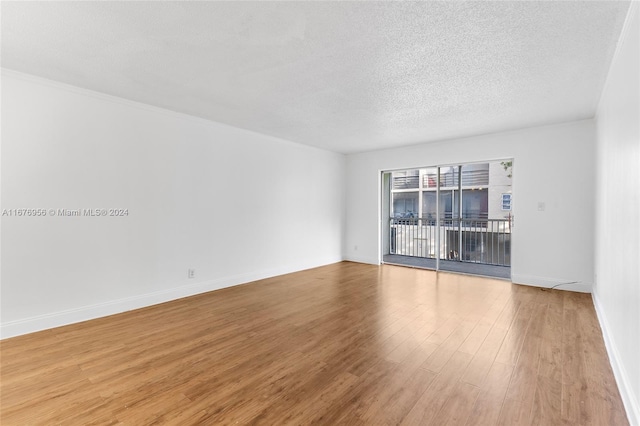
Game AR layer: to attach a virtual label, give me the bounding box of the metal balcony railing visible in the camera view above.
[389,217,511,266]
[395,169,489,190]
[436,169,489,188]
[392,175,420,189]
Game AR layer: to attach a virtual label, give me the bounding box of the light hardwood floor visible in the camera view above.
[0,262,628,425]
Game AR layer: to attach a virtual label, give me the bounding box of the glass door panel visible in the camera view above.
[384,160,512,276]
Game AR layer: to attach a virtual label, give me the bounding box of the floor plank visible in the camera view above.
[0,262,628,425]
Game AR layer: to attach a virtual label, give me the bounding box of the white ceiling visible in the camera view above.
[1,1,630,154]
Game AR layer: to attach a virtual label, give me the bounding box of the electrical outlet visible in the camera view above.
[188,269,195,279]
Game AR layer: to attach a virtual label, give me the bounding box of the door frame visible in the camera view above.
[379,158,515,278]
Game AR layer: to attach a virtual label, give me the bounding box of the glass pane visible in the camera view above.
[461,163,489,186]
[462,189,488,219]
[488,161,513,220]
[439,190,457,220]
[422,192,437,221]
[392,192,418,218]
[439,166,458,188]
[422,169,438,188]
[391,170,419,189]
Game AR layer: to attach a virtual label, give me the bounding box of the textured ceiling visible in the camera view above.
[1,1,630,153]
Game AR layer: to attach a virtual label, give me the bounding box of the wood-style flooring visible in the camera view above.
[0,262,628,425]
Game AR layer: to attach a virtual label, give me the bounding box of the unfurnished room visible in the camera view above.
[1,1,639,425]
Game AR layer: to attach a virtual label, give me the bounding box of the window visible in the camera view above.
[392,192,418,218]
[501,193,512,211]
[422,192,437,220]
[462,189,488,219]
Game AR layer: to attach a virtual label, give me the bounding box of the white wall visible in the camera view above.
[0,70,345,338]
[345,119,596,293]
[594,4,640,425]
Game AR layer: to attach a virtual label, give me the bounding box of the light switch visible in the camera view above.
[538,202,546,211]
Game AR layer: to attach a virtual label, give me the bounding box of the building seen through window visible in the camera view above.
[391,162,508,220]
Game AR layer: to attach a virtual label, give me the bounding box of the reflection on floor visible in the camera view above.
[383,254,511,279]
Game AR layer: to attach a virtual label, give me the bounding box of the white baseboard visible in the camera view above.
[343,255,379,265]
[592,292,640,426]
[0,257,342,340]
[511,273,591,293]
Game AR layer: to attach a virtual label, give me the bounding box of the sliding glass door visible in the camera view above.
[384,160,512,278]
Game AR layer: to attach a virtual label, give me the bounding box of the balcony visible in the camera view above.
[392,174,420,189]
[388,217,511,267]
[433,168,490,188]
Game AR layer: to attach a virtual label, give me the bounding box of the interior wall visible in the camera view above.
[344,119,596,293]
[0,70,346,338]
[594,4,640,424]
